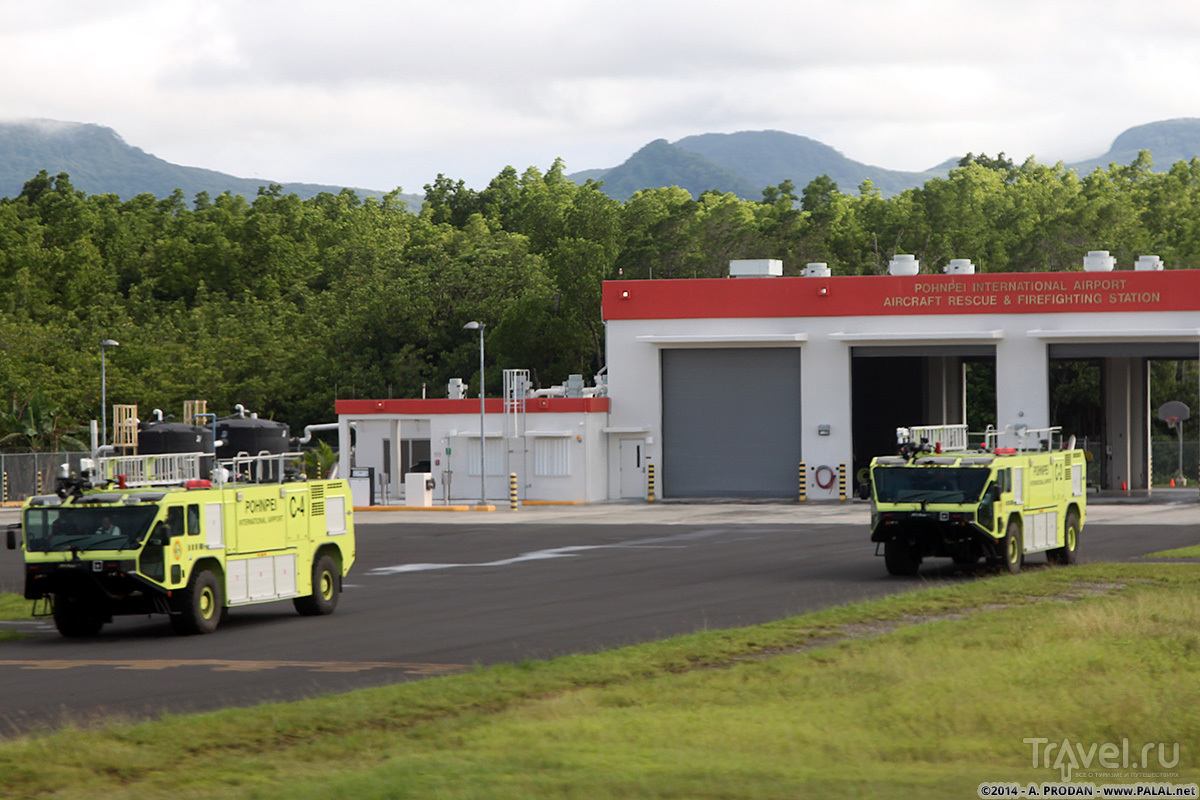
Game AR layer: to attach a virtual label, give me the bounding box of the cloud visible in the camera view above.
[2,0,1200,190]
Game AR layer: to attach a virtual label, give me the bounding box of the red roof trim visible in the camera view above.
[336,397,609,415]
[601,270,1200,320]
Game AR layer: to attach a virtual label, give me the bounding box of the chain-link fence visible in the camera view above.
[0,451,89,503]
[1151,441,1200,486]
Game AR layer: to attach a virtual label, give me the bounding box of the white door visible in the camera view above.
[619,439,646,499]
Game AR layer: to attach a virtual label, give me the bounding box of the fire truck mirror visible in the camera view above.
[857,482,870,500]
[6,524,17,550]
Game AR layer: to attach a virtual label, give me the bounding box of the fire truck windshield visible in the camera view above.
[873,467,991,504]
[23,506,160,553]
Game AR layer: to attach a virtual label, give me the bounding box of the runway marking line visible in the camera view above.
[0,660,470,675]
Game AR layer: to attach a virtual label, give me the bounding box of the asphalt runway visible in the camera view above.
[0,505,1196,735]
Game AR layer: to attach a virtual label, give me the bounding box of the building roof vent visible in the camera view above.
[729,259,782,278]
[1135,254,1164,271]
[944,258,975,275]
[1083,250,1115,272]
[803,262,831,277]
[888,254,920,276]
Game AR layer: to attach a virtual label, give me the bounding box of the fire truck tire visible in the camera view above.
[172,569,223,635]
[1002,520,1023,574]
[52,593,105,637]
[883,539,920,576]
[294,555,339,616]
[1047,512,1080,565]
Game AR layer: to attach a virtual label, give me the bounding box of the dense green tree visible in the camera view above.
[1,149,1198,447]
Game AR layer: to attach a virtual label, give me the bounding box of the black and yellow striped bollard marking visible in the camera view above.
[838,463,846,502]
[647,462,656,503]
[798,461,807,502]
[509,472,518,510]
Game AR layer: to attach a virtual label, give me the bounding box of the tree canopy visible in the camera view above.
[1,150,1198,445]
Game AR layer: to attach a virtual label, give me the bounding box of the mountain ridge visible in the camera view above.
[0,119,422,209]
[3,117,1199,209]
[570,118,1200,201]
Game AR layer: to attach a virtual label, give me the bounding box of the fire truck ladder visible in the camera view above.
[97,452,205,487]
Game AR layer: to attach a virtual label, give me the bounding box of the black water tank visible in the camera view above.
[138,421,213,454]
[215,416,290,456]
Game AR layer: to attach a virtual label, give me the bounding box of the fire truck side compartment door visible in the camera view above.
[205,503,224,549]
[326,495,347,535]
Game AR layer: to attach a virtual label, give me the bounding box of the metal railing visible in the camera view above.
[983,425,1064,452]
[902,424,969,452]
[97,452,206,486]
[217,452,306,484]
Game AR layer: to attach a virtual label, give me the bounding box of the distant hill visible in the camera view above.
[675,130,945,197]
[571,130,949,201]
[1067,118,1200,174]
[595,139,762,202]
[570,119,1200,202]
[0,119,423,210]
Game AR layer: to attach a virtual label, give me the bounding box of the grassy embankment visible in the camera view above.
[1148,544,1200,558]
[1,564,1199,799]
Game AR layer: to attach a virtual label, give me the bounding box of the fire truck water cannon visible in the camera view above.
[896,428,936,461]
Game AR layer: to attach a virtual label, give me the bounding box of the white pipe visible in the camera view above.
[297,421,354,445]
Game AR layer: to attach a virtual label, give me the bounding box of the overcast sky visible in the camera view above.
[3,0,1199,193]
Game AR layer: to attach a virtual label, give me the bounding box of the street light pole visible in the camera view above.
[99,339,119,447]
[462,321,486,506]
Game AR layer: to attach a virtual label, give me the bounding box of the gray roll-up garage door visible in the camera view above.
[661,348,801,498]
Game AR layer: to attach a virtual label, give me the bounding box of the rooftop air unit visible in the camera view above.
[1083,251,1115,272]
[729,259,783,278]
[803,262,831,277]
[944,258,975,274]
[1135,255,1164,271]
[888,254,920,275]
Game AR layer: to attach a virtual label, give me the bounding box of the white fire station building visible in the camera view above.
[337,253,1200,504]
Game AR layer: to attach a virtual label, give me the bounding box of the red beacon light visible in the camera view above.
[993,447,1017,455]
[185,479,212,489]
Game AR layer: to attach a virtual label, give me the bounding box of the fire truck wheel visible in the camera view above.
[294,555,339,616]
[883,539,920,576]
[1002,520,1023,574]
[1047,512,1079,565]
[52,593,105,637]
[172,569,223,635]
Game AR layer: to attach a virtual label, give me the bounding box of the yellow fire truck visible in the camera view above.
[863,424,1086,576]
[6,452,355,636]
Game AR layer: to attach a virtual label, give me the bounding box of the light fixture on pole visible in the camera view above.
[462,321,486,506]
[100,339,119,447]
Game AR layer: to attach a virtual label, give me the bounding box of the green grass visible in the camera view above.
[1146,544,1200,558]
[0,592,32,620]
[2,565,1199,799]
[0,592,33,641]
